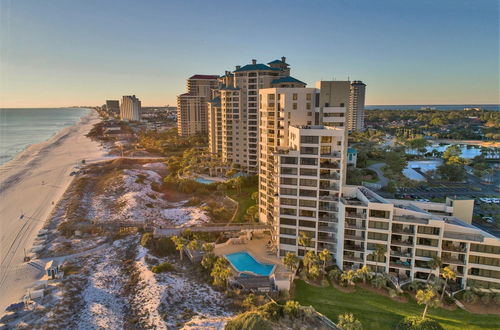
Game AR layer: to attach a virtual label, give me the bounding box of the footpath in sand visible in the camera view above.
[0,110,106,313]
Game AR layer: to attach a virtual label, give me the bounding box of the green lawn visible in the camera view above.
[226,185,258,223]
[293,280,500,330]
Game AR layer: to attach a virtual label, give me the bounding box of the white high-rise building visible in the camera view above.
[120,95,141,121]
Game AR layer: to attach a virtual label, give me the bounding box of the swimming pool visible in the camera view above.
[195,177,217,184]
[225,251,275,276]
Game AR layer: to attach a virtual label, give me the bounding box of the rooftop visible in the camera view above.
[271,76,305,85]
[189,74,219,80]
[234,63,281,72]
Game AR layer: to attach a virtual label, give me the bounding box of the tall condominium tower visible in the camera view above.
[347,81,366,132]
[177,75,219,136]
[207,57,294,172]
[120,95,141,121]
[106,100,120,117]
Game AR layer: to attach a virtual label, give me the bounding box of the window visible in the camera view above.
[370,210,390,219]
[469,268,500,280]
[306,94,312,101]
[367,232,388,241]
[280,177,297,185]
[280,218,296,226]
[299,199,316,208]
[299,189,317,197]
[417,237,438,247]
[293,103,298,110]
[306,103,311,110]
[417,226,440,235]
[280,208,296,216]
[281,167,298,175]
[281,156,298,164]
[280,227,296,236]
[468,255,499,267]
[299,210,316,217]
[368,221,389,230]
[280,237,296,245]
[321,136,333,143]
[299,220,316,228]
[293,93,298,100]
[415,249,437,258]
[280,188,297,196]
[300,178,317,187]
[300,158,318,166]
[300,168,317,176]
[300,136,319,144]
[470,244,500,254]
[300,147,318,155]
[280,198,297,206]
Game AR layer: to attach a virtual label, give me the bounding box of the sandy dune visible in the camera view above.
[0,110,106,314]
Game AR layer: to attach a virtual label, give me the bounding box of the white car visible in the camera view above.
[415,199,430,203]
[482,216,494,224]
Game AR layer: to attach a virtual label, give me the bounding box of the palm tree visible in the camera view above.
[171,236,188,260]
[341,270,357,287]
[440,266,457,301]
[318,249,332,269]
[202,242,214,253]
[298,232,312,249]
[338,313,362,330]
[210,257,232,287]
[416,288,440,319]
[426,256,442,283]
[356,266,372,284]
[370,244,387,274]
[283,252,299,271]
[187,239,200,251]
[328,268,342,284]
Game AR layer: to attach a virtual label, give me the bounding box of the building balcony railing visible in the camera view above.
[344,234,364,241]
[345,223,366,230]
[319,206,339,212]
[318,226,336,233]
[390,250,412,258]
[442,245,467,253]
[318,236,336,243]
[443,232,484,242]
[344,244,364,252]
[320,163,340,169]
[346,212,367,219]
[392,227,415,235]
[391,239,414,247]
[393,215,429,225]
[319,216,338,224]
[319,173,340,180]
[390,261,412,269]
[320,152,342,159]
[441,257,466,266]
[343,255,363,263]
[319,195,338,202]
[319,184,339,191]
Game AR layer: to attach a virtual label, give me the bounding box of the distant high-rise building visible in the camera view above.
[347,81,366,131]
[177,75,219,136]
[106,100,120,117]
[120,95,141,121]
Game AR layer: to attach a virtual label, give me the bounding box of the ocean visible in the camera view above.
[0,108,91,166]
[365,104,499,111]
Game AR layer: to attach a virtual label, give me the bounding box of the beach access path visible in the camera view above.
[0,110,107,314]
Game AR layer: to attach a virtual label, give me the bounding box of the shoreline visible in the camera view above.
[0,109,107,314]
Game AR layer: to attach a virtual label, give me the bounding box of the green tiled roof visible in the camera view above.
[234,64,280,72]
[271,76,305,85]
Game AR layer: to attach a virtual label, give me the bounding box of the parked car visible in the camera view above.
[482,216,494,224]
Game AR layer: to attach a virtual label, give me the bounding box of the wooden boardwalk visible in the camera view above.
[154,223,271,237]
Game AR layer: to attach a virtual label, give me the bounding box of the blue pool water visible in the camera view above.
[225,251,275,276]
[195,177,217,184]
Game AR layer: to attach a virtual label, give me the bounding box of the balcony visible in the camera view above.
[443,232,484,242]
[344,234,364,241]
[318,236,336,243]
[392,227,414,235]
[319,216,338,224]
[391,239,413,247]
[344,244,364,252]
[344,255,363,263]
[345,223,366,230]
[319,205,339,212]
[320,152,342,159]
[442,244,467,253]
[319,195,338,202]
[318,225,336,233]
[393,215,429,225]
[390,250,412,258]
[441,257,466,266]
[320,162,340,169]
[390,261,411,269]
[319,184,339,191]
[346,212,367,220]
[320,173,340,180]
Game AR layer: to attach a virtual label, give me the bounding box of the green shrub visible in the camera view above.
[151,262,175,273]
[442,294,455,306]
[225,311,272,330]
[258,302,283,321]
[397,316,443,330]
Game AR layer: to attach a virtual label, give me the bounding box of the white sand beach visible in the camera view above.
[0,110,106,313]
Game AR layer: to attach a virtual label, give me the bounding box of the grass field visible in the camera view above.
[226,185,258,223]
[293,280,500,330]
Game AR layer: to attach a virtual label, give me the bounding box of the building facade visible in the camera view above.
[105,100,120,117]
[120,95,141,121]
[177,75,219,136]
[347,81,366,132]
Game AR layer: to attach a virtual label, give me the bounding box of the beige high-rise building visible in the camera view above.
[120,95,141,121]
[347,81,366,131]
[207,58,295,172]
[177,75,219,136]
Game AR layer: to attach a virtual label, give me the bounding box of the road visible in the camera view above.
[367,162,389,187]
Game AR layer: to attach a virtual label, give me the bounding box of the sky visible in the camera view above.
[0,0,499,108]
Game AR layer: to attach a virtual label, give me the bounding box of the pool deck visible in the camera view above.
[214,234,291,281]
